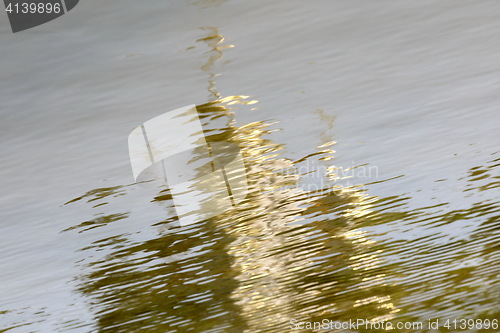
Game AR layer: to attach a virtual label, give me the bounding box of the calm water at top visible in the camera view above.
[0,1,499,332]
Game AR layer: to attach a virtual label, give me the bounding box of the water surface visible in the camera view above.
[0,1,499,332]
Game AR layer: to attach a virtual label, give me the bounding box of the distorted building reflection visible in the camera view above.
[64,91,405,332]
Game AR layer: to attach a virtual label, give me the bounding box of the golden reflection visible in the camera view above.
[59,61,500,333]
[196,27,234,102]
[63,93,403,331]
[62,29,500,333]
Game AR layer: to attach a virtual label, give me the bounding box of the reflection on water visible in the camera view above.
[63,96,399,332]
[196,27,234,102]
[1,2,499,331]
[62,98,500,332]
[59,30,500,333]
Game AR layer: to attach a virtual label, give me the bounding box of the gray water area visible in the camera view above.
[0,1,499,332]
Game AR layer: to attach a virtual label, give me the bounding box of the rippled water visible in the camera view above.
[1,1,499,332]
